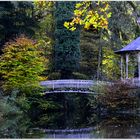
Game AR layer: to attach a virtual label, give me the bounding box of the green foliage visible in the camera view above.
[47,72,61,80]
[79,1,140,80]
[79,30,100,78]
[0,107,40,138]
[33,1,55,75]
[0,35,46,93]
[0,94,22,117]
[34,1,54,21]
[108,1,139,49]
[16,96,31,111]
[102,47,120,80]
[37,100,62,111]
[0,91,27,138]
[37,112,63,127]
[0,1,38,50]
[72,72,88,79]
[34,33,52,77]
[54,2,81,78]
[91,81,106,94]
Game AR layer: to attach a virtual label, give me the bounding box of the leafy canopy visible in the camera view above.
[0,35,46,92]
[64,1,111,31]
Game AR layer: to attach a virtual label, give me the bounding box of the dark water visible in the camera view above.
[1,93,140,138]
[0,114,140,138]
[1,111,140,138]
[33,113,140,139]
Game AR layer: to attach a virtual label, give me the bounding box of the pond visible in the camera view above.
[31,113,140,139]
[0,92,140,138]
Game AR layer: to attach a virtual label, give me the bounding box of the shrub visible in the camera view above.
[0,35,46,93]
[72,72,88,79]
[98,81,139,111]
[47,72,61,80]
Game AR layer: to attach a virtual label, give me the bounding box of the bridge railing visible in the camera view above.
[40,79,94,90]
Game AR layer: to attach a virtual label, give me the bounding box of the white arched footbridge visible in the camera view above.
[40,79,96,94]
[40,78,140,95]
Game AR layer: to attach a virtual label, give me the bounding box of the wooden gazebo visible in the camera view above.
[115,37,140,81]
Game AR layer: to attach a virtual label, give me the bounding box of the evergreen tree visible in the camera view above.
[79,30,99,79]
[0,1,38,53]
[54,2,81,79]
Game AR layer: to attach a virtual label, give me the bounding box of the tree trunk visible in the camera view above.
[97,31,102,80]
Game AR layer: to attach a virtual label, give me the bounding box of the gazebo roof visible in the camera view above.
[115,37,140,54]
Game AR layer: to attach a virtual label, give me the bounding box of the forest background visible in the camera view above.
[0,1,140,137]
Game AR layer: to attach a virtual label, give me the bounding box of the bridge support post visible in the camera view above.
[53,82,54,90]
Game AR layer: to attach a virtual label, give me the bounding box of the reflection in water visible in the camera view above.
[94,115,140,138]
[37,113,140,139]
[0,115,46,138]
[0,90,140,138]
[1,110,140,138]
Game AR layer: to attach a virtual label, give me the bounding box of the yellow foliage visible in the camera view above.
[102,47,120,80]
[64,1,111,32]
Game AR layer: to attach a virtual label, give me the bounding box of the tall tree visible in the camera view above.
[0,1,38,53]
[33,1,55,75]
[54,2,81,79]
[63,1,111,80]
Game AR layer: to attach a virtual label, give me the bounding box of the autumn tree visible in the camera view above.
[64,1,111,32]
[0,35,46,93]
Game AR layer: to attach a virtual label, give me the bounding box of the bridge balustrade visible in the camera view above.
[40,80,94,90]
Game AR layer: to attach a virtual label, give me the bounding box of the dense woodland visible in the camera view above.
[0,1,140,138]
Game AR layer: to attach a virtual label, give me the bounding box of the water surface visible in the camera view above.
[0,92,140,138]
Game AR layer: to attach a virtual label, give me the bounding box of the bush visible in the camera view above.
[0,35,46,93]
[47,72,88,80]
[98,81,139,111]
[72,72,88,79]
[47,72,61,80]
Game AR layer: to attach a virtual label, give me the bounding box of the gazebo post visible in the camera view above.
[126,54,129,79]
[138,52,140,81]
[121,55,123,80]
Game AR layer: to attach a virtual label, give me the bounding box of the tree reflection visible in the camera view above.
[0,114,45,138]
[93,114,140,138]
